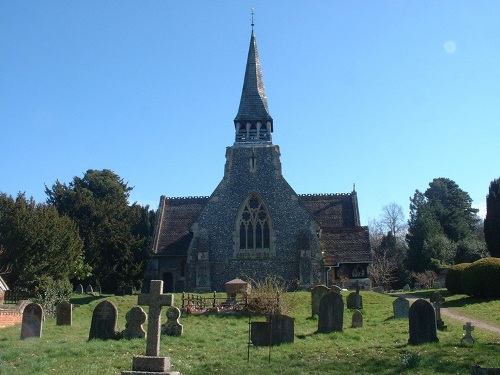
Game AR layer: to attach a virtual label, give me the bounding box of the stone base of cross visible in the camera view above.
[121,280,181,375]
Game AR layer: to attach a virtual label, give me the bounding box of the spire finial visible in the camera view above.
[251,6,254,31]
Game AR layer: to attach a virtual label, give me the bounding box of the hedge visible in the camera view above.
[445,263,471,294]
[461,257,500,298]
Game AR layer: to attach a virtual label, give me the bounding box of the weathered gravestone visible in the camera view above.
[408,299,439,345]
[393,297,410,319]
[88,300,119,340]
[330,285,342,294]
[161,307,183,337]
[122,306,147,339]
[85,285,94,294]
[317,291,344,333]
[20,303,43,339]
[430,292,446,330]
[311,285,330,318]
[351,310,363,328]
[402,284,411,292]
[461,322,475,345]
[251,315,295,346]
[95,285,102,295]
[75,284,84,294]
[122,280,179,375]
[346,282,363,309]
[56,301,72,326]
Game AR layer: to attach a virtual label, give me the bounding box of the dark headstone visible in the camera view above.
[351,310,363,328]
[317,291,344,333]
[124,286,134,295]
[76,284,84,294]
[346,291,363,309]
[123,306,147,339]
[461,322,475,345]
[251,315,295,346]
[85,285,94,294]
[20,303,43,339]
[89,300,119,340]
[161,307,183,336]
[311,285,330,318]
[393,297,410,319]
[95,285,102,295]
[115,286,125,296]
[56,301,72,326]
[408,299,439,345]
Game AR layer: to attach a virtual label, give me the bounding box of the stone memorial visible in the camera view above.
[76,284,84,294]
[95,285,102,295]
[251,314,295,346]
[317,291,344,333]
[20,303,43,340]
[402,284,411,292]
[124,286,134,295]
[88,300,119,340]
[56,301,72,326]
[330,285,342,294]
[372,286,384,293]
[122,280,179,375]
[123,306,147,339]
[461,322,475,345]
[161,307,183,337]
[351,310,363,328]
[311,285,330,318]
[430,292,446,330]
[408,299,439,345]
[393,297,410,319]
[86,285,94,294]
[346,282,363,309]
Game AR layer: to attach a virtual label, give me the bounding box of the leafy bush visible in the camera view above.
[32,277,73,317]
[445,263,471,294]
[461,257,500,298]
[245,275,297,316]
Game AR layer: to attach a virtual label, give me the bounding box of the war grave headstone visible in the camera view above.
[20,302,43,340]
[76,284,84,294]
[311,285,330,318]
[346,282,363,310]
[430,292,446,330]
[161,306,183,337]
[393,297,410,319]
[122,280,180,375]
[351,310,363,328]
[317,291,344,333]
[461,322,475,345]
[408,299,439,345]
[85,285,94,294]
[88,300,119,340]
[56,301,72,326]
[123,306,147,339]
[251,314,295,346]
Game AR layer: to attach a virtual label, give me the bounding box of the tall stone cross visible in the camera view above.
[138,280,174,357]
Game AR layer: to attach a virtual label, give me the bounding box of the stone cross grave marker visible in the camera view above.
[56,301,72,326]
[430,292,446,330]
[122,306,147,339]
[138,280,174,357]
[393,297,410,319]
[461,322,475,344]
[20,303,43,339]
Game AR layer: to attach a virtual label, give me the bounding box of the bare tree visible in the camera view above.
[380,202,407,240]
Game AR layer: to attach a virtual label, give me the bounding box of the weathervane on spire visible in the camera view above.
[251,6,255,30]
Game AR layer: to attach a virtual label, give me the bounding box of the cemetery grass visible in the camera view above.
[0,292,498,375]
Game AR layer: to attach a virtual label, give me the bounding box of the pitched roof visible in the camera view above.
[151,196,208,256]
[234,31,273,126]
[320,226,372,265]
[299,193,360,228]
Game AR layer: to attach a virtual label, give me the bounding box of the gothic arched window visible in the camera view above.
[237,194,272,258]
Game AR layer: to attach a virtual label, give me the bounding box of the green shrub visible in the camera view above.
[32,277,73,317]
[445,263,471,294]
[461,257,500,298]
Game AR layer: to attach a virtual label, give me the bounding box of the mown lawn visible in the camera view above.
[0,290,498,374]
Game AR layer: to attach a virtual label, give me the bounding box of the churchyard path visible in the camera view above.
[396,294,500,335]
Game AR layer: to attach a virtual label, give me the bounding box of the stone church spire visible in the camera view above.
[234,28,273,145]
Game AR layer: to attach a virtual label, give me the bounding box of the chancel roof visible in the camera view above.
[320,226,372,266]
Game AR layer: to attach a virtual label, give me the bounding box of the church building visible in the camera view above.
[144,27,372,293]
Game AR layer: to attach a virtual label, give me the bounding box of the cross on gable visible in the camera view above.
[138,280,174,357]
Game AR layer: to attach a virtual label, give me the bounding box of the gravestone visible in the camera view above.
[123,307,147,339]
[76,284,84,294]
[56,301,72,326]
[161,307,183,336]
[408,299,439,345]
[317,291,344,333]
[372,286,384,293]
[393,297,410,319]
[346,282,363,309]
[251,315,295,346]
[95,285,102,295]
[124,286,134,295]
[461,322,475,345]
[20,303,43,339]
[402,284,411,292]
[430,292,446,330]
[330,285,342,294]
[88,300,119,340]
[351,310,363,328]
[122,280,178,375]
[311,285,330,318]
[86,285,94,294]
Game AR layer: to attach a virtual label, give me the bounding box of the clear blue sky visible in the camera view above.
[1,1,499,225]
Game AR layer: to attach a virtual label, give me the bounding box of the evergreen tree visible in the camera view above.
[484,178,500,257]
